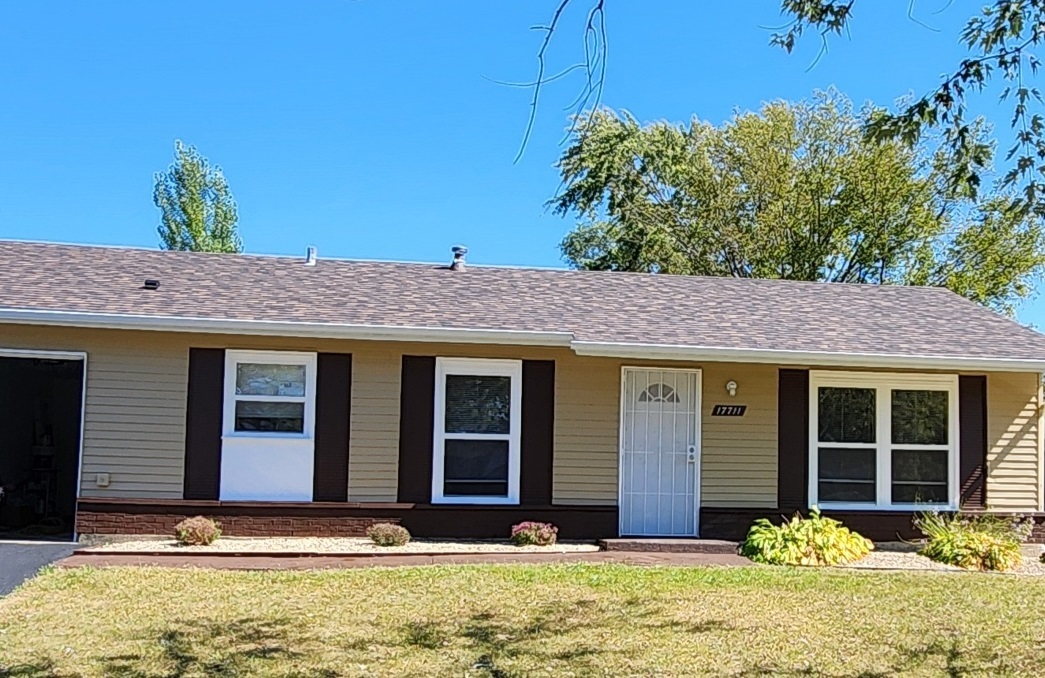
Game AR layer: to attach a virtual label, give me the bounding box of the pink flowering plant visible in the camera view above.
[510,521,558,546]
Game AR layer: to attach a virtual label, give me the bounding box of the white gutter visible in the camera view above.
[0,308,574,347]
[571,341,1045,373]
[3,307,1043,371]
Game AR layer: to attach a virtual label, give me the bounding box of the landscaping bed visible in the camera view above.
[3,565,1045,676]
[80,536,600,556]
[842,544,1045,574]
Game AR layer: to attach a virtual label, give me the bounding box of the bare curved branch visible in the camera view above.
[512,0,608,164]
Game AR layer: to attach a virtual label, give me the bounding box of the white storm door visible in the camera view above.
[620,368,701,536]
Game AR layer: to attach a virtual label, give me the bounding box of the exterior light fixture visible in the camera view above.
[726,380,738,397]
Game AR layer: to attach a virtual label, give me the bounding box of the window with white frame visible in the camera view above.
[809,371,958,510]
[432,358,522,504]
[223,351,317,438]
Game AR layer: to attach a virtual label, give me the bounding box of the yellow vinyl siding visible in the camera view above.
[700,363,778,507]
[2,324,1041,511]
[346,346,401,502]
[553,356,620,505]
[986,371,1042,511]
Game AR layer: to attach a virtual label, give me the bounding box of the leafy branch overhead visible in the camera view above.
[774,0,1045,215]
[553,91,1045,315]
[155,141,242,254]
[521,1,1045,218]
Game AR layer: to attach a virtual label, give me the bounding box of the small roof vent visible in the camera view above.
[142,278,160,290]
[450,245,468,271]
[305,246,318,266]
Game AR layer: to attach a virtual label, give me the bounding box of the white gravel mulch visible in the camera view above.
[83,536,600,555]
[839,543,1045,575]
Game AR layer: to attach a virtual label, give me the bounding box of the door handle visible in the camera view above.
[686,446,697,463]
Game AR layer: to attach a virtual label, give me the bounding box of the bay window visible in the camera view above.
[432,358,522,504]
[809,372,959,510]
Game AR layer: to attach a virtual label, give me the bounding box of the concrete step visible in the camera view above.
[598,538,739,554]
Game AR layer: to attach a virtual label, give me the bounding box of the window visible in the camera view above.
[638,383,680,403]
[432,358,522,504]
[809,372,958,510]
[223,351,317,438]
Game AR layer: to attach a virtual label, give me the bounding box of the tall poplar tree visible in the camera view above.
[154,140,242,253]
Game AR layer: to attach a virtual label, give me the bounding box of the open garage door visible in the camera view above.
[0,351,84,540]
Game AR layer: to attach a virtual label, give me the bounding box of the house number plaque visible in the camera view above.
[711,404,747,417]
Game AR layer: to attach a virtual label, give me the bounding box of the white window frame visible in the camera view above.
[222,350,318,441]
[431,357,523,505]
[808,371,960,511]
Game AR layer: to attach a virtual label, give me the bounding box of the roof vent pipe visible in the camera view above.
[450,245,467,271]
[305,246,318,266]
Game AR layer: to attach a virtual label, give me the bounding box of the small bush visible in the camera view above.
[1040,551,1044,564]
[367,522,411,547]
[740,508,873,566]
[915,510,1031,571]
[173,516,221,546]
[510,521,558,546]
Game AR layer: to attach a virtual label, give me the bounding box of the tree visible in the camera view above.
[521,1,1045,215]
[772,0,1045,214]
[154,140,242,253]
[554,91,1045,315]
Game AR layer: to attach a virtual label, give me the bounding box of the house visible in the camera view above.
[0,239,1043,542]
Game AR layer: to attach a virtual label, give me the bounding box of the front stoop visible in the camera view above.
[598,538,740,554]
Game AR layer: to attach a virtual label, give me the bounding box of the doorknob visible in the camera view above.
[687,446,697,463]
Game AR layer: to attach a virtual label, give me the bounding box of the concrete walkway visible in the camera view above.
[58,550,752,571]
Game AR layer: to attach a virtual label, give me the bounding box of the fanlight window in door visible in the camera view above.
[638,382,680,403]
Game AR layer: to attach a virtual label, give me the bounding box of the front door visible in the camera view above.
[619,368,701,536]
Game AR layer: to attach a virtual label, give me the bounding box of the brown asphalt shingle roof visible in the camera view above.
[2,239,1045,364]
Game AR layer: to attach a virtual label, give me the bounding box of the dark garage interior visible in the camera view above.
[0,356,83,540]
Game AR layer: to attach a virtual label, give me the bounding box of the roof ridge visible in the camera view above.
[0,238,963,293]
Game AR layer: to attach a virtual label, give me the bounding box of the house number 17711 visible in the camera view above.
[711,405,747,417]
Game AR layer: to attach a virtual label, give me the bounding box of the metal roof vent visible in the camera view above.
[305,246,318,266]
[450,245,468,271]
[142,278,160,290]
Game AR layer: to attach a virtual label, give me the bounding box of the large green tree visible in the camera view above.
[554,91,1045,315]
[154,140,242,253]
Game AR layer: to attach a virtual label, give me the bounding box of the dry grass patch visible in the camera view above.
[2,565,1045,676]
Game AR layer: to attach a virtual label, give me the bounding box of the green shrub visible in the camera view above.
[366,522,411,547]
[510,521,558,546]
[740,508,873,566]
[173,516,221,546]
[915,511,1030,571]
[1040,551,1044,564]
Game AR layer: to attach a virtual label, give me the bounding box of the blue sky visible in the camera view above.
[0,2,1037,323]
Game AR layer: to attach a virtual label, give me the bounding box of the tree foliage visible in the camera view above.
[520,1,1045,214]
[154,140,242,253]
[554,91,1045,314]
[773,0,1045,216]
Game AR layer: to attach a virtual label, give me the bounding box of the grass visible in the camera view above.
[2,565,1045,676]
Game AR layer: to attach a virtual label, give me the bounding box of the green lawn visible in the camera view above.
[2,565,1045,677]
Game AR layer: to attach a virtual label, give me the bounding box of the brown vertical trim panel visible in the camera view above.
[397,356,436,503]
[520,360,555,504]
[183,348,225,500]
[958,375,988,508]
[313,353,352,502]
[777,369,809,511]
